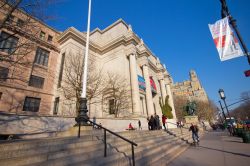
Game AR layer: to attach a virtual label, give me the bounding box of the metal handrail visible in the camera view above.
[81,118,138,166]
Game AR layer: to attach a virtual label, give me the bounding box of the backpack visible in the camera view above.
[194,125,199,132]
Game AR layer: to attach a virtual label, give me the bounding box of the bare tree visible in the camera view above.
[0,0,58,82]
[173,95,217,122]
[173,95,188,121]
[102,72,132,118]
[231,91,250,120]
[60,51,104,116]
[195,100,217,122]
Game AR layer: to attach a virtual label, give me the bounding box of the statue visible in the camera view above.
[185,101,197,116]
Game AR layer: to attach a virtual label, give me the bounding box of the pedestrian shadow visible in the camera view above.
[199,145,250,158]
[224,140,243,143]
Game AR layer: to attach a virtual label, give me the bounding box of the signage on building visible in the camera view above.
[150,77,157,94]
[138,75,146,91]
[244,70,250,77]
[208,17,243,61]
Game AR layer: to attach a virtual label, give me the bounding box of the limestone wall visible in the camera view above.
[0,112,176,138]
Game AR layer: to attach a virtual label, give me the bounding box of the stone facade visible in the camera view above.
[0,3,177,130]
[171,70,208,102]
[55,19,177,120]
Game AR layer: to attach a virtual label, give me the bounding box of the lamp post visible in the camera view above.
[218,100,226,121]
[218,89,232,122]
[219,0,250,65]
[75,0,92,138]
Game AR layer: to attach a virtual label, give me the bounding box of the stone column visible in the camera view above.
[166,84,177,119]
[129,53,141,115]
[159,79,167,104]
[142,64,154,116]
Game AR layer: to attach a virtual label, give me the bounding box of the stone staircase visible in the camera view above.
[167,127,205,144]
[0,129,191,166]
[167,128,193,144]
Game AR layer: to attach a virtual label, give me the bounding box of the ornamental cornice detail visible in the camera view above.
[58,27,142,55]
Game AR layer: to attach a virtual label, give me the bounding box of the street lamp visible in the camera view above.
[75,0,92,138]
[218,89,232,122]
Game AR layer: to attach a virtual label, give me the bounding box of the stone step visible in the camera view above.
[0,135,101,152]
[101,142,182,166]
[150,143,189,166]
[74,132,180,166]
[0,129,191,166]
[72,149,129,166]
[0,138,104,160]
[113,130,165,139]
[0,139,106,166]
[105,131,171,146]
[105,135,165,153]
[0,130,168,160]
[25,146,120,166]
[129,138,182,156]
[136,143,183,165]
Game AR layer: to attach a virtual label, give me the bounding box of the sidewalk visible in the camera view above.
[169,130,250,166]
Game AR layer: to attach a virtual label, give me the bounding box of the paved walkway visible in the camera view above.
[169,130,250,166]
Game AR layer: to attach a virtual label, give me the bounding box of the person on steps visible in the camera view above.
[189,123,199,144]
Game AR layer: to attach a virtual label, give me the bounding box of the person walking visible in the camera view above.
[138,120,142,130]
[150,115,155,130]
[154,113,160,130]
[189,123,199,145]
[93,116,96,129]
[162,115,167,130]
[147,117,151,130]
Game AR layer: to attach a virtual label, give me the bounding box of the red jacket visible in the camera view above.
[162,115,166,123]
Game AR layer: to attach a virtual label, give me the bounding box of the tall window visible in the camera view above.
[48,35,53,42]
[6,15,14,24]
[17,19,24,27]
[53,97,60,115]
[23,97,41,112]
[34,47,49,66]
[40,31,45,40]
[57,53,65,88]
[0,31,18,54]
[109,99,115,114]
[0,66,9,81]
[29,75,44,88]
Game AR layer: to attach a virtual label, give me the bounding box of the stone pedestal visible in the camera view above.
[184,116,199,125]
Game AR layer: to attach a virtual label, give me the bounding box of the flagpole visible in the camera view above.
[82,0,92,98]
[76,0,92,138]
[220,0,250,65]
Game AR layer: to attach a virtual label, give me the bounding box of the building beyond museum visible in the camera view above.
[0,4,177,123]
[171,70,209,102]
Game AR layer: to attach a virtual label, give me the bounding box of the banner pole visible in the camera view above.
[220,0,250,65]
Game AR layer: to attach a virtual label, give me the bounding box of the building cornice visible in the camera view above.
[90,19,129,35]
[58,26,141,55]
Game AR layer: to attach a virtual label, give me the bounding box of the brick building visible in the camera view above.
[0,1,60,114]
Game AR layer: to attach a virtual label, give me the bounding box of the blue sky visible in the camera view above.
[47,0,250,108]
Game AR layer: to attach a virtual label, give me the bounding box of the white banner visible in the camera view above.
[209,17,243,61]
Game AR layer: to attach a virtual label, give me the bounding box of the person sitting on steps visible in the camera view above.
[128,123,135,130]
